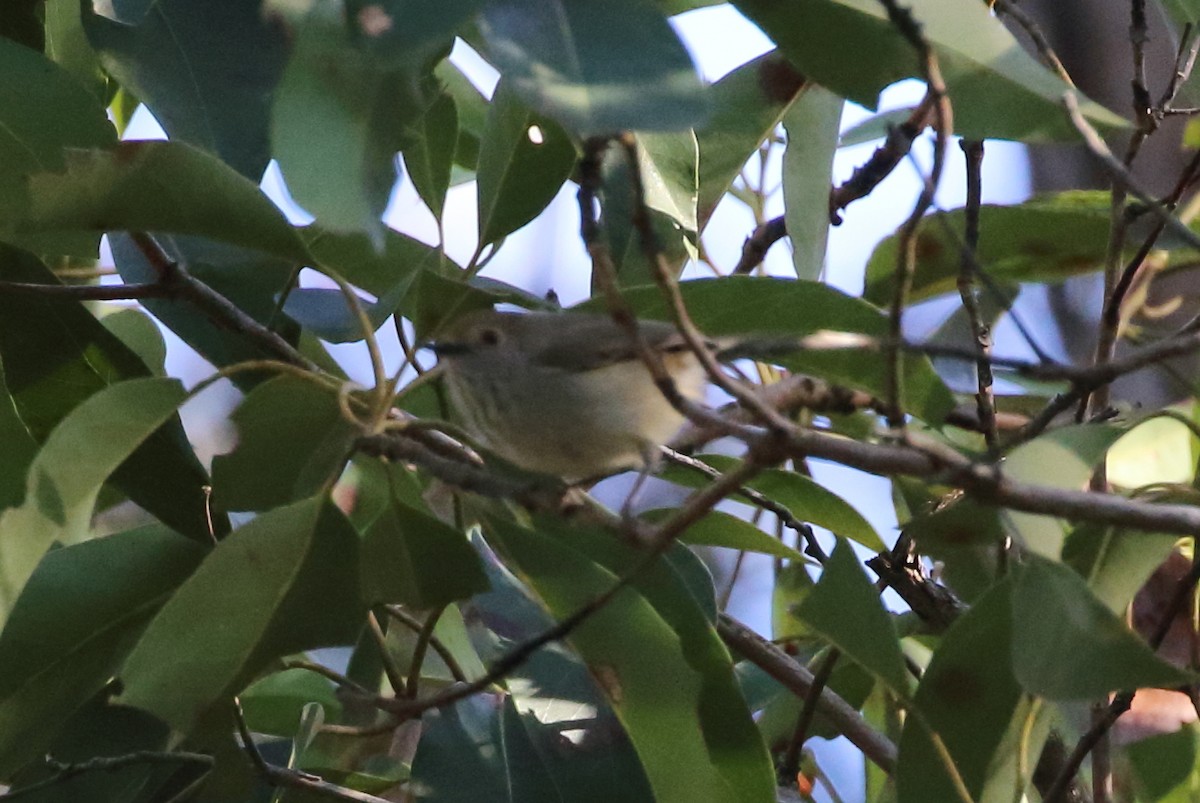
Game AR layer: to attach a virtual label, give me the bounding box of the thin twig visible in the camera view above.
[876,0,953,428]
[717,614,898,773]
[404,604,447,699]
[779,648,841,782]
[0,752,214,801]
[367,610,408,697]
[829,94,936,224]
[383,605,468,682]
[373,455,771,721]
[956,139,997,448]
[0,280,171,301]
[1062,92,1200,253]
[993,0,1075,87]
[732,215,788,274]
[128,233,317,371]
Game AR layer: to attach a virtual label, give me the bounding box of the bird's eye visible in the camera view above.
[477,327,501,347]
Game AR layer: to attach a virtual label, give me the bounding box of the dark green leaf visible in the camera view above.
[81,0,286,179]
[462,546,656,801]
[300,224,441,299]
[485,515,775,802]
[697,52,810,228]
[0,0,42,50]
[0,525,203,777]
[211,375,359,512]
[119,497,365,735]
[100,309,168,377]
[359,461,489,608]
[782,85,842,280]
[0,37,115,181]
[346,0,483,66]
[0,378,189,622]
[43,0,106,104]
[0,246,220,541]
[479,0,709,134]
[2,141,307,261]
[798,539,912,698]
[666,454,884,551]
[864,192,1138,305]
[1062,522,1179,613]
[476,79,577,246]
[0,365,38,511]
[110,234,302,381]
[281,287,393,344]
[403,89,458,220]
[1011,557,1193,699]
[411,695,561,802]
[272,1,424,237]
[1002,423,1127,558]
[596,139,698,285]
[1127,724,1200,802]
[730,0,1125,142]
[648,509,808,563]
[240,668,342,738]
[897,576,1029,802]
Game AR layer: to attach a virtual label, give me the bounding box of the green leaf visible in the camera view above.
[476,79,577,247]
[729,0,1126,142]
[597,137,698,285]
[0,246,219,541]
[662,509,809,563]
[0,525,202,777]
[1127,724,1200,802]
[1107,413,1200,488]
[0,377,188,624]
[240,668,343,738]
[271,1,418,237]
[864,192,1124,305]
[657,455,886,552]
[411,696,562,802]
[0,37,115,181]
[838,107,914,147]
[479,0,710,135]
[118,497,365,735]
[211,375,359,512]
[463,538,655,800]
[109,233,303,382]
[798,539,912,699]
[346,0,483,66]
[0,0,43,50]
[1,141,307,261]
[1002,422,1127,558]
[696,52,811,228]
[782,85,842,280]
[1062,522,1179,614]
[0,365,38,512]
[581,276,956,424]
[897,576,1027,803]
[358,461,489,608]
[43,0,107,104]
[281,287,393,343]
[402,89,458,220]
[100,309,168,377]
[1011,557,1194,699]
[301,223,442,299]
[484,515,775,803]
[81,0,287,179]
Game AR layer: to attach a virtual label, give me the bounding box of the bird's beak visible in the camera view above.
[427,340,470,357]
